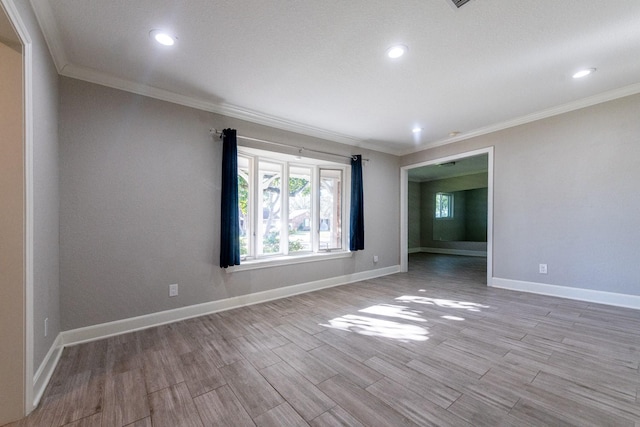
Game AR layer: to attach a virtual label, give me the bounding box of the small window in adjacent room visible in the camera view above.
[435,192,454,219]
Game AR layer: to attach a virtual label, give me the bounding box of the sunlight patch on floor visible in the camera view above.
[318,295,489,342]
[359,304,426,322]
[321,314,429,341]
[441,315,465,321]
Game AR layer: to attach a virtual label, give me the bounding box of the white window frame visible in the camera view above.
[435,192,454,219]
[230,147,352,272]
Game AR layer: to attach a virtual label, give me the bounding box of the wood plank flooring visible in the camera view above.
[6,253,640,426]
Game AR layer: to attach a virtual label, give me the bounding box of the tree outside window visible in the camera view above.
[435,192,454,219]
[238,150,347,260]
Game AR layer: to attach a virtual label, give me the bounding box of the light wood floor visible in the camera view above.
[7,254,640,426]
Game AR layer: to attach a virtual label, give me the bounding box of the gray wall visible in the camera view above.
[59,77,400,330]
[464,187,488,242]
[13,0,61,374]
[402,93,640,296]
[408,181,421,249]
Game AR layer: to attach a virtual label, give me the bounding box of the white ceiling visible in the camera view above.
[30,0,640,155]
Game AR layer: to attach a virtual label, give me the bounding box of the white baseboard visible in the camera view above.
[418,247,487,257]
[33,267,640,411]
[408,247,422,254]
[491,277,640,310]
[61,265,401,347]
[32,333,63,408]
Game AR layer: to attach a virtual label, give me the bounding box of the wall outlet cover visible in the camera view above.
[169,284,179,297]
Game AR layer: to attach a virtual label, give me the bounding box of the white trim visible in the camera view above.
[491,277,640,311]
[2,0,35,415]
[32,334,62,407]
[400,168,409,272]
[28,0,640,157]
[27,0,67,72]
[61,265,401,347]
[24,29,34,417]
[25,0,640,158]
[59,62,640,158]
[58,63,373,152]
[417,247,487,257]
[400,147,494,284]
[228,251,353,272]
[397,82,640,156]
[486,149,494,283]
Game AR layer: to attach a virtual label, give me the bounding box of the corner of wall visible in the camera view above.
[32,333,63,408]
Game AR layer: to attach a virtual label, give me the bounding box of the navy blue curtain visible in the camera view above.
[350,155,364,251]
[220,129,241,268]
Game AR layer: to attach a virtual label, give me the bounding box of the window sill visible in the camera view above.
[225,251,353,273]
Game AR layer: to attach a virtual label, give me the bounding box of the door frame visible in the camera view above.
[1,0,34,415]
[400,146,494,285]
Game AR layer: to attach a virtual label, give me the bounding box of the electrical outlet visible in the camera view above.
[169,284,179,297]
[539,264,548,274]
[373,255,379,263]
[44,318,48,337]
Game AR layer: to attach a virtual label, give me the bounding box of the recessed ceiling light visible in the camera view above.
[387,45,408,59]
[150,30,176,46]
[412,127,423,133]
[449,131,461,137]
[572,68,596,79]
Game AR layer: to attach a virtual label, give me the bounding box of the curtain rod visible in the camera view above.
[210,128,368,162]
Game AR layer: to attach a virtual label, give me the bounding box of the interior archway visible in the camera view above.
[400,147,494,285]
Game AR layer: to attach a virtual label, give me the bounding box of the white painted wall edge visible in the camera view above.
[491,277,640,311]
[61,264,401,347]
[412,247,487,257]
[31,333,62,408]
[2,0,36,415]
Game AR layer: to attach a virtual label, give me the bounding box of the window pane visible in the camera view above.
[319,169,342,250]
[289,166,312,252]
[238,156,250,256]
[435,192,453,219]
[260,161,283,254]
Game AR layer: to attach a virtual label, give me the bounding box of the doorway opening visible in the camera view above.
[1,0,34,421]
[400,147,493,285]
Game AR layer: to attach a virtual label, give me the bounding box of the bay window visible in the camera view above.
[237,148,348,262]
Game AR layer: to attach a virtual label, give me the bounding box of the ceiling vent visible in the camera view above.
[450,0,472,8]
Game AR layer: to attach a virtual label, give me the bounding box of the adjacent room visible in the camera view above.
[2,0,640,425]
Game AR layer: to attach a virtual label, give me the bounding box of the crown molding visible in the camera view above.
[30,0,640,158]
[60,61,640,158]
[29,0,390,153]
[60,63,383,151]
[42,58,640,161]
[398,81,640,157]
[29,0,67,72]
